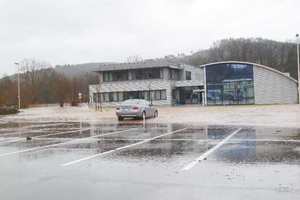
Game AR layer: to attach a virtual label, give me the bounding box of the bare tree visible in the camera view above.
[53,73,72,107]
[19,58,52,105]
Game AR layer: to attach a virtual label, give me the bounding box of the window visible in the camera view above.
[128,91,138,99]
[144,91,149,101]
[93,93,105,103]
[104,93,109,102]
[133,68,161,80]
[100,93,104,103]
[103,71,128,82]
[186,71,191,80]
[103,72,113,82]
[118,92,124,101]
[123,92,129,100]
[109,93,114,102]
[206,63,254,105]
[112,71,128,81]
[153,90,167,100]
[206,63,253,83]
[170,69,179,80]
[155,91,161,100]
[150,91,155,101]
[161,90,167,100]
[92,93,95,102]
[137,91,144,99]
[113,92,118,102]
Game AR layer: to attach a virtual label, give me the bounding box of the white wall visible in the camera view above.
[253,65,298,104]
[180,64,204,82]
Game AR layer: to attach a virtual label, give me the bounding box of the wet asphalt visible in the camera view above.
[0,120,299,200]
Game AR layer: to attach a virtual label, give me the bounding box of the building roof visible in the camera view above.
[94,60,181,72]
[200,61,297,83]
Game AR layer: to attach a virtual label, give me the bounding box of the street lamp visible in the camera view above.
[14,62,21,109]
[297,34,300,104]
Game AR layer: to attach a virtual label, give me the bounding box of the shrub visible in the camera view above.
[0,106,19,115]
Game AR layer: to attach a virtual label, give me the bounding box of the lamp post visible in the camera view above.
[14,62,21,110]
[297,34,300,104]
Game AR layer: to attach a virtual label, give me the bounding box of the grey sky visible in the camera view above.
[0,0,299,75]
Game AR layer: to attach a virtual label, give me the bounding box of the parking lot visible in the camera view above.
[0,117,300,200]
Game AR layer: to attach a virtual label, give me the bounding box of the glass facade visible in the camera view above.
[206,63,255,105]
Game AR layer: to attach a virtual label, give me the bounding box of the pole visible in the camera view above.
[297,34,300,104]
[18,69,20,109]
[14,62,21,109]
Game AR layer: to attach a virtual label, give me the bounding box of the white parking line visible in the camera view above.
[0,128,138,158]
[33,128,90,138]
[181,128,242,171]
[62,127,188,167]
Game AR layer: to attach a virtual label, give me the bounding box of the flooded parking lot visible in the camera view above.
[0,120,300,200]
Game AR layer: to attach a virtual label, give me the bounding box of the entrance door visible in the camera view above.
[173,87,203,105]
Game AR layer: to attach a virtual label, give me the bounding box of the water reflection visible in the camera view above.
[1,123,300,165]
[105,125,234,162]
[214,127,300,164]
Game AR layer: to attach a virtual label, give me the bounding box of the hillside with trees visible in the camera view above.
[179,38,298,79]
[0,38,299,108]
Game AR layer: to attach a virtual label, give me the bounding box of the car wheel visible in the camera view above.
[154,111,158,118]
[118,116,123,121]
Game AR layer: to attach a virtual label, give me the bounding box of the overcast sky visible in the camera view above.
[0,0,299,75]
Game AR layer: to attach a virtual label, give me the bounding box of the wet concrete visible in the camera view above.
[0,121,299,200]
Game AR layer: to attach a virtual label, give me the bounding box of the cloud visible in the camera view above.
[0,0,299,75]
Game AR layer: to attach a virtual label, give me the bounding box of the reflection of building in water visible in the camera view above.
[214,128,257,162]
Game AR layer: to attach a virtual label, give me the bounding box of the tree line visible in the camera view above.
[0,59,98,107]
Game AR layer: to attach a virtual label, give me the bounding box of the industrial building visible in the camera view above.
[89,61,298,106]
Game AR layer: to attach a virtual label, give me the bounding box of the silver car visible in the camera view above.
[116,99,158,121]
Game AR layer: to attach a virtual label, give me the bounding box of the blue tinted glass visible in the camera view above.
[206,63,253,83]
[206,63,254,105]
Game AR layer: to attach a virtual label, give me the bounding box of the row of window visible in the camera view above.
[93,90,167,103]
[102,69,192,82]
[103,69,162,82]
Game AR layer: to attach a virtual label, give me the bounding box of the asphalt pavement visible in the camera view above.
[0,120,299,200]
